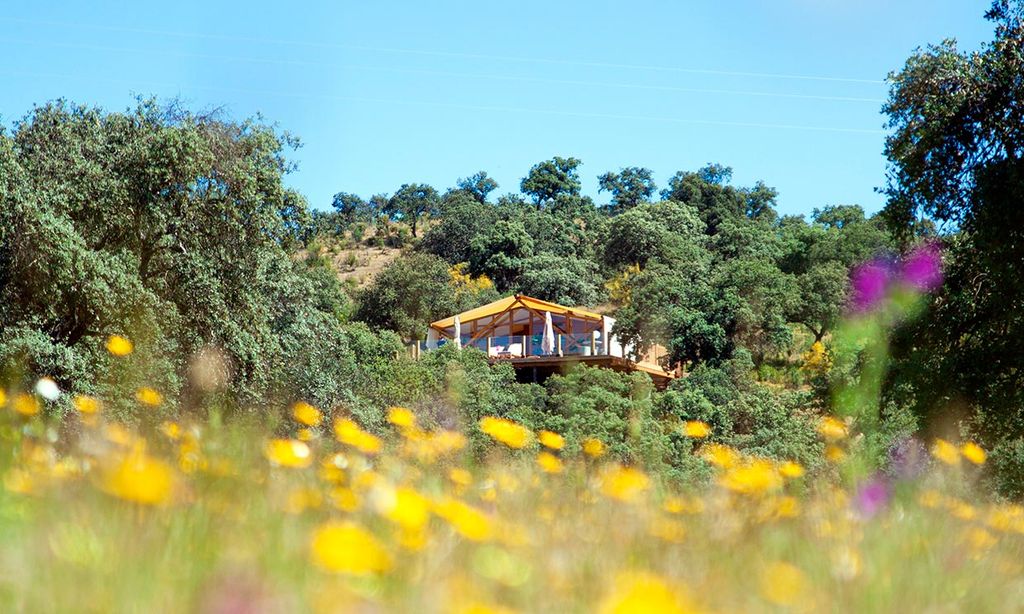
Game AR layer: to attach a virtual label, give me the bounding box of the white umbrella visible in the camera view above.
[425,328,438,350]
[602,316,613,356]
[453,314,462,349]
[542,311,556,355]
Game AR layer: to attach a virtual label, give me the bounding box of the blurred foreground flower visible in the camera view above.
[901,243,943,292]
[73,395,101,415]
[101,448,174,506]
[536,451,563,474]
[334,418,382,455]
[601,466,651,503]
[537,430,565,450]
[387,406,416,428]
[136,387,163,407]
[35,378,60,401]
[817,416,848,441]
[12,393,41,416]
[310,521,392,575]
[265,439,312,468]
[599,572,694,614]
[105,335,134,356]
[851,243,943,313]
[582,437,606,458]
[479,417,530,449]
[931,439,961,466]
[719,460,783,496]
[854,478,890,518]
[292,401,322,427]
[961,442,987,465]
[682,421,711,438]
[760,561,808,607]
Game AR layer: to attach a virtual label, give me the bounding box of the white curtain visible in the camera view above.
[542,311,556,355]
[453,315,462,350]
[425,328,438,350]
[602,315,615,357]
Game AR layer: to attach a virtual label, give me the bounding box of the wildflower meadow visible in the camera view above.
[2,291,1023,612]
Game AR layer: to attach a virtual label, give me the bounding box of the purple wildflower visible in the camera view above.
[854,477,891,519]
[901,243,943,292]
[850,260,894,312]
[885,436,929,480]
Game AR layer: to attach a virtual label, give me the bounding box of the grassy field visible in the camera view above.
[0,384,1021,614]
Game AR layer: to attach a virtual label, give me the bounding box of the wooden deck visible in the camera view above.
[490,354,676,389]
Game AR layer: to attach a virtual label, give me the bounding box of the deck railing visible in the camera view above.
[417,332,615,358]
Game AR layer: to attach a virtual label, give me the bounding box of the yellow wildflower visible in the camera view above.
[310,521,392,575]
[334,418,382,455]
[433,497,493,541]
[598,572,693,614]
[536,451,564,474]
[600,466,651,503]
[105,335,134,356]
[0,388,6,407]
[817,416,848,440]
[101,448,174,506]
[135,387,163,407]
[12,393,41,416]
[387,406,416,428]
[720,459,784,495]
[265,439,313,468]
[449,467,473,487]
[965,527,998,557]
[682,420,711,438]
[931,438,961,466]
[537,430,565,450]
[961,442,987,465]
[582,437,606,458]
[760,561,807,607]
[159,421,182,440]
[73,394,101,415]
[779,460,805,479]
[701,443,739,468]
[375,486,431,530]
[773,495,801,518]
[825,445,846,463]
[478,416,530,449]
[297,427,314,442]
[330,487,360,512]
[292,401,322,427]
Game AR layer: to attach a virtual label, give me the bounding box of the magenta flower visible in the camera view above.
[901,243,943,292]
[850,260,894,312]
[854,478,890,518]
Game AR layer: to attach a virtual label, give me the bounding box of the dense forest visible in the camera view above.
[2,2,1023,495]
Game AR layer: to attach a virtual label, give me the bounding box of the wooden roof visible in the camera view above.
[429,294,603,330]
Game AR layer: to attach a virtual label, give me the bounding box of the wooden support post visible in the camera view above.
[486,337,492,356]
[591,331,597,356]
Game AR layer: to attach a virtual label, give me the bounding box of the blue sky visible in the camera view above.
[0,1,994,216]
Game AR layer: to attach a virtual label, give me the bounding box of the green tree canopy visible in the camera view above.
[354,253,458,341]
[385,183,440,237]
[520,156,582,206]
[0,99,358,416]
[598,167,656,213]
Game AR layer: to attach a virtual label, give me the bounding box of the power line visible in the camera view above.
[0,16,886,85]
[0,36,885,104]
[0,68,886,135]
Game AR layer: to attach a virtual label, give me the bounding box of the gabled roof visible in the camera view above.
[429,294,603,330]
